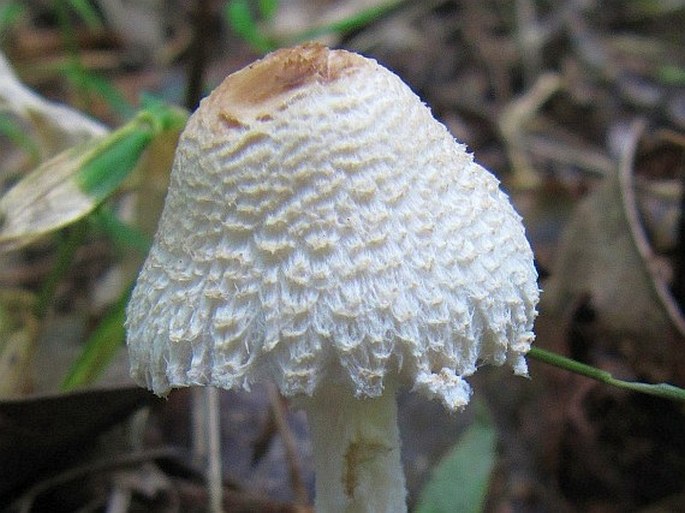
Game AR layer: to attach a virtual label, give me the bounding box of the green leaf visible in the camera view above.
[415,407,496,513]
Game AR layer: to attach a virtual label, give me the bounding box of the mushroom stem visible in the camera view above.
[299,380,407,513]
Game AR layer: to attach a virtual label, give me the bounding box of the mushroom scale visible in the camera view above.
[126,43,539,410]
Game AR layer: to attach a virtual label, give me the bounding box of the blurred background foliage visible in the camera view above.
[0,1,684,512]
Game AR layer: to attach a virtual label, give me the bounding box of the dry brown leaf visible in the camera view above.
[0,51,107,159]
[542,171,671,340]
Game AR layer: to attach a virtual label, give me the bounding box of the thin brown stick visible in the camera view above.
[617,118,685,337]
[498,72,562,189]
[13,447,179,513]
[267,384,310,509]
[185,0,212,111]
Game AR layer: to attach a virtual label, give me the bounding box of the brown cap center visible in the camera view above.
[204,43,370,128]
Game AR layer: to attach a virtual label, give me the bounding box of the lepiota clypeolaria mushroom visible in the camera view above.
[126,43,539,513]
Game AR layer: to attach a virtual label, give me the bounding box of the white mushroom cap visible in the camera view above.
[126,43,539,410]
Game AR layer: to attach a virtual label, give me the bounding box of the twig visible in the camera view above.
[515,0,542,87]
[616,119,685,337]
[173,477,310,513]
[191,388,208,468]
[104,483,131,513]
[498,72,562,189]
[190,387,224,513]
[525,133,614,178]
[185,0,212,111]
[206,387,224,513]
[528,347,685,402]
[267,383,310,508]
[12,447,179,513]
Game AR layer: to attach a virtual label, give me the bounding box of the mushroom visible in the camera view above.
[126,43,539,513]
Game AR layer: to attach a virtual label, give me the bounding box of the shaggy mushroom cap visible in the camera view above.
[126,43,539,410]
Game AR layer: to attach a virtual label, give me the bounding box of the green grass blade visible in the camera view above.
[67,0,103,31]
[61,63,135,118]
[34,221,87,318]
[61,291,129,391]
[258,0,279,19]
[140,94,189,132]
[0,1,24,37]
[225,0,275,52]
[658,65,685,86]
[90,207,151,255]
[76,126,153,200]
[0,112,40,163]
[75,100,188,201]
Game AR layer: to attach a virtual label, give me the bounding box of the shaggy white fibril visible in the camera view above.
[126,44,539,410]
